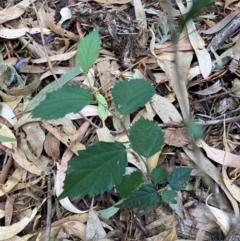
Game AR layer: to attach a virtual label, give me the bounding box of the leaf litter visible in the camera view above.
[2,0,240,240]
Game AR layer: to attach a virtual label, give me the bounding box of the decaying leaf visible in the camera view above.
[86,210,106,241]
[164,128,191,147]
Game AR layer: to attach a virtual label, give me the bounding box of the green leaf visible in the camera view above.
[26,66,83,111]
[98,200,123,219]
[95,93,108,123]
[111,79,155,115]
[168,167,192,191]
[150,165,167,184]
[187,121,205,140]
[129,117,165,158]
[116,171,143,199]
[116,184,160,210]
[58,141,127,199]
[77,29,101,71]
[32,84,93,120]
[0,135,15,142]
[161,190,177,204]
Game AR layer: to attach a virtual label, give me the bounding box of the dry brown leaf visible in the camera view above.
[42,6,79,42]
[147,151,161,173]
[4,196,14,226]
[197,139,240,168]
[163,59,190,121]
[0,0,37,24]
[11,146,42,176]
[165,128,191,147]
[41,122,81,154]
[55,121,89,213]
[206,203,230,235]
[44,132,60,160]
[37,214,88,241]
[6,77,41,96]
[3,236,24,241]
[0,169,21,197]
[18,137,51,173]
[0,90,16,102]
[0,207,38,240]
[0,25,50,39]
[10,176,43,193]
[162,223,178,241]
[193,80,222,95]
[151,94,182,123]
[196,222,218,241]
[96,60,119,92]
[63,221,87,240]
[22,122,45,158]
[31,51,76,64]
[4,96,23,111]
[183,146,239,218]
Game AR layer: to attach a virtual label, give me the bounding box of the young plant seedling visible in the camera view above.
[32,30,192,210]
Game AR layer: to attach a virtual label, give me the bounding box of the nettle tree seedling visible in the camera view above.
[32,30,192,210]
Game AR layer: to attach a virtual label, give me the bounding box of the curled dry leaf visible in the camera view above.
[197,139,240,168]
[222,166,240,203]
[55,120,89,213]
[206,203,230,235]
